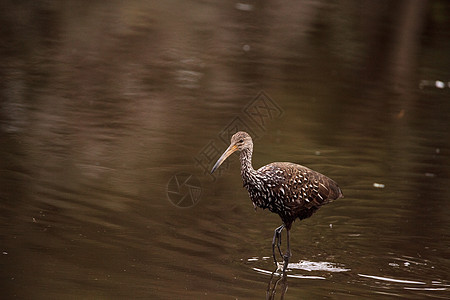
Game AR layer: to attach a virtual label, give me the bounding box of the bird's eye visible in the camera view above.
[239,139,244,143]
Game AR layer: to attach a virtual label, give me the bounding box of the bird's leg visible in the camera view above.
[272,224,284,267]
[276,229,283,258]
[282,229,291,273]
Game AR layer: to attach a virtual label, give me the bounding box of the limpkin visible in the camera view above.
[211,131,343,272]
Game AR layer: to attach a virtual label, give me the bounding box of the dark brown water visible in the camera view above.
[1,1,450,299]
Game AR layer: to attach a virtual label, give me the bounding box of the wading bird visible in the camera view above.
[211,131,343,272]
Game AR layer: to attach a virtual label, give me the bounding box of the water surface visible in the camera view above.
[1,1,449,299]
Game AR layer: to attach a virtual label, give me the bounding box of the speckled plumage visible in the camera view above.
[211,131,343,272]
[235,132,342,229]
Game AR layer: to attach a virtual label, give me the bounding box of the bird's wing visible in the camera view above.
[259,163,342,206]
[299,168,342,208]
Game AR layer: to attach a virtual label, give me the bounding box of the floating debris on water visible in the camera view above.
[435,81,445,88]
[419,80,449,89]
[373,183,385,188]
[389,262,400,267]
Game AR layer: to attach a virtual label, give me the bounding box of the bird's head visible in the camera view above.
[211,131,253,174]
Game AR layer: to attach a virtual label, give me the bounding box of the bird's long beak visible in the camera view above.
[211,144,238,174]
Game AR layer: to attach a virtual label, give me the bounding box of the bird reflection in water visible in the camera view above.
[266,269,288,300]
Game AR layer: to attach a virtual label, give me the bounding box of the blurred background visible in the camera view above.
[1,0,449,299]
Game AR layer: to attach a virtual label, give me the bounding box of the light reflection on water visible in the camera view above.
[1,1,450,299]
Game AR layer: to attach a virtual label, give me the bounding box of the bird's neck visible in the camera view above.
[239,148,258,186]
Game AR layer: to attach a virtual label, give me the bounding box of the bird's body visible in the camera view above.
[243,162,342,230]
[211,131,343,272]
